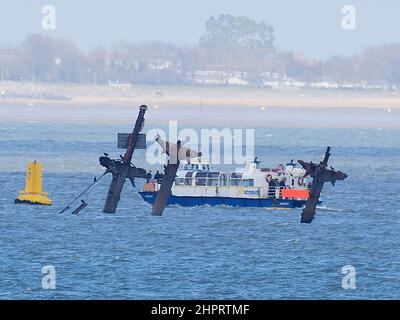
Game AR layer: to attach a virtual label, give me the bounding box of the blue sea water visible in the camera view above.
[0,122,400,299]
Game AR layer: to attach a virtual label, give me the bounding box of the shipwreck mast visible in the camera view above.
[102,105,148,213]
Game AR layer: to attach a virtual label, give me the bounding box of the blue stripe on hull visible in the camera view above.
[139,192,309,208]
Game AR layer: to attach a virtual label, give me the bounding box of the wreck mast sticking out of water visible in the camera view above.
[151,135,202,216]
[298,147,348,223]
[100,105,148,214]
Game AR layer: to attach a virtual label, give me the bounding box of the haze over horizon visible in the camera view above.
[1,0,400,59]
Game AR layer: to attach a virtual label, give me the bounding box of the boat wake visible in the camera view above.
[315,205,356,213]
[316,205,341,211]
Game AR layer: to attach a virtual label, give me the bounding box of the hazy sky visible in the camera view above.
[1,0,399,59]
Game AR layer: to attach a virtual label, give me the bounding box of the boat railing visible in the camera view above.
[168,177,309,196]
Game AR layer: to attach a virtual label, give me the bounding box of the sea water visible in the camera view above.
[0,123,399,299]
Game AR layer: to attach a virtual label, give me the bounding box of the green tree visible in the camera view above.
[199,14,274,50]
[21,34,82,82]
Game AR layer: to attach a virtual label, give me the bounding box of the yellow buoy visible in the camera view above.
[15,161,52,205]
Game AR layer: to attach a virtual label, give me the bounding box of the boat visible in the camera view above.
[139,158,318,208]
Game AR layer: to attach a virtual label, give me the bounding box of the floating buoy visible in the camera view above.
[15,161,52,205]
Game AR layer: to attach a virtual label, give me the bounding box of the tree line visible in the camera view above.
[0,15,399,86]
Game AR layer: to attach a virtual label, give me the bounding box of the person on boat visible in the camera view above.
[253,157,261,168]
[297,177,306,187]
[266,174,277,197]
[154,170,163,183]
[279,177,288,197]
[270,179,279,197]
[146,170,152,182]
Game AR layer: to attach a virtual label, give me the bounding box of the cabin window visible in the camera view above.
[185,172,193,185]
[206,172,220,186]
[230,173,243,186]
[195,178,206,186]
[207,178,219,186]
[241,179,254,187]
[219,173,228,186]
[195,172,207,186]
[229,174,253,187]
[175,178,185,185]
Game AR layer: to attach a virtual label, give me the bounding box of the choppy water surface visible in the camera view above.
[0,122,399,299]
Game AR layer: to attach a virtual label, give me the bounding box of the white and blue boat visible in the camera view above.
[139,158,315,208]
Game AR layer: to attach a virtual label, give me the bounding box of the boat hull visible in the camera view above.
[139,191,309,208]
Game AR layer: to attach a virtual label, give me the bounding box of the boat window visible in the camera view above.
[195,172,207,186]
[241,179,254,187]
[175,178,185,185]
[230,173,243,186]
[185,172,193,185]
[206,172,220,186]
[219,173,228,186]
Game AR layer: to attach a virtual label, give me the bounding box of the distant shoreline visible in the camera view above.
[1,81,400,108]
[0,82,399,128]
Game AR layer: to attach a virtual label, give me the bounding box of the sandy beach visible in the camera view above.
[0,82,399,128]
